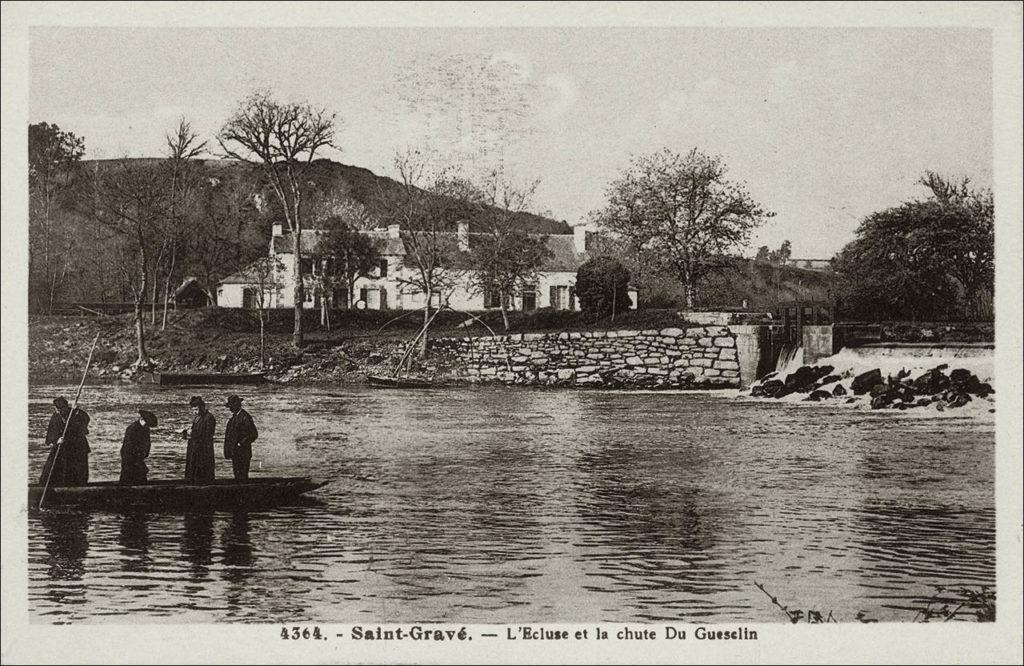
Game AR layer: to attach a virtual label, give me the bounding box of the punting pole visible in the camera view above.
[38,332,100,511]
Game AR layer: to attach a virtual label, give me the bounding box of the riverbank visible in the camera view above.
[28,308,695,385]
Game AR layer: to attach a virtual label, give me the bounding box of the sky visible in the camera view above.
[28,25,992,259]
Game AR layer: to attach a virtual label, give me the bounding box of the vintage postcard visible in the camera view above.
[2,2,1022,664]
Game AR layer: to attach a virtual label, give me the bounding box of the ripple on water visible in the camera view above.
[26,384,995,623]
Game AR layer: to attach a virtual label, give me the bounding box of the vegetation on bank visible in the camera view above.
[28,307,705,384]
[754,581,995,623]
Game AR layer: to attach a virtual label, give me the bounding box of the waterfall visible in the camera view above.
[775,344,805,374]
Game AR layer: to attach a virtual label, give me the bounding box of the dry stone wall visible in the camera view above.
[431,327,741,389]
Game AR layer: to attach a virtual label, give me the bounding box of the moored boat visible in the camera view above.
[29,476,327,511]
[147,372,267,386]
[367,374,436,389]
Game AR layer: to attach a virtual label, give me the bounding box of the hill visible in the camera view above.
[79,157,571,235]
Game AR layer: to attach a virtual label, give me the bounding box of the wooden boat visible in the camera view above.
[367,374,436,389]
[152,372,266,386]
[29,477,327,511]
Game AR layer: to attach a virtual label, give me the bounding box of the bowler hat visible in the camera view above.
[225,395,243,408]
[139,410,158,427]
[53,396,69,410]
[188,396,205,407]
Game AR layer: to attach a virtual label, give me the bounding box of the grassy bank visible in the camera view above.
[29,307,697,384]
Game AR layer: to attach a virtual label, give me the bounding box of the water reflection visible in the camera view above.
[181,512,215,581]
[39,511,90,610]
[26,384,995,623]
[118,511,151,576]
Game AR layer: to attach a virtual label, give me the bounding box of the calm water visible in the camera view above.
[26,383,995,624]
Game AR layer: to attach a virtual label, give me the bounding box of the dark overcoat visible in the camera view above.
[120,420,152,484]
[184,411,216,484]
[38,408,91,486]
[224,408,258,462]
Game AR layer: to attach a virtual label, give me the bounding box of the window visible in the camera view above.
[521,286,537,312]
[550,285,569,310]
[484,289,500,309]
[360,287,369,305]
[300,258,313,275]
[378,259,389,278]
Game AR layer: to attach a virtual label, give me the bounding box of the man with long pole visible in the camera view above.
[38,333,99,510]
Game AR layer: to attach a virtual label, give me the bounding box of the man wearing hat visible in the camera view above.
[38,396,91,486]
[120,410,157,485]
[182,396,217,484]
[223,395,259,481]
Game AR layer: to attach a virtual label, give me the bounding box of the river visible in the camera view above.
[26,383,995,624]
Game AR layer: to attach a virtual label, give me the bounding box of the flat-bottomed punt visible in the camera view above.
[367,374,436,389]
[29,477,327,511]
[148,372,267,386]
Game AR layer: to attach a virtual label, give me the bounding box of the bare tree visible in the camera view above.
[241,256,286,368]
[466,168,551,330]
[371,149,470,355]
[218,90,338,347]
[88,159,167,366]
[158,118,207,328]
[28,122,85,313]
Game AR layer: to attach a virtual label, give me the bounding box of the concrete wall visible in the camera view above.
[431,326,741,389]
[801,325,834,364]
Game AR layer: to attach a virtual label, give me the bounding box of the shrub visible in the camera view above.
[575,257,632,321]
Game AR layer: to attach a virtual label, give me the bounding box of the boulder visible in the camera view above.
[831,383,847,397]
[870,392,895,409]
[817,374,842,387]
[912,368,950,394]
[757,379,788,398]
[946,392,973,408]
[974,382,994,397]
[852,369,883,395]
[869,383,890,397]
[784,366,820,393]
[806,389,832,402]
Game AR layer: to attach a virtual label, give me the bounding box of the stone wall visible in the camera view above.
[430,326,742,389]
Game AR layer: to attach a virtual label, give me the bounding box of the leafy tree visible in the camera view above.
[755,245,771,262]
[218,90,338,347]
[314,214,382,328]
[28,122,85,312]
[466,169,551,330]
[594,148,773,309]
[575,257,631,321]
[833,173,993,321]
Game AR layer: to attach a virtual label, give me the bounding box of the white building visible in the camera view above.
[217,222,637,313]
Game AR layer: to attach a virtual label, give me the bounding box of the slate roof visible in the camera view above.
[271,227,588,273]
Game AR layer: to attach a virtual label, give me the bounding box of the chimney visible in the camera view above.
[271,223,284,237]
[573,225,588,254]
[457,221,470,252]
[387,224,401,239]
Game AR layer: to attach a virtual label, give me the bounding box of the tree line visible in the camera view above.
[29,89,994,371]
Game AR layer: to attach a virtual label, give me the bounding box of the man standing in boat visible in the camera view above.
[182,396,216,484]
[38,396,91,486]
[120,409,157,484]
[223,395,258,481]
